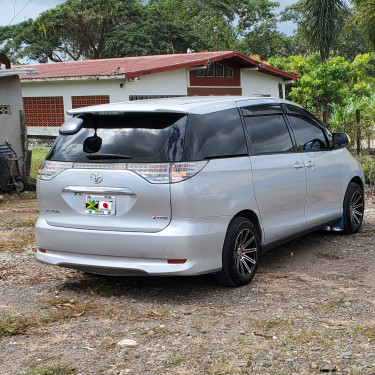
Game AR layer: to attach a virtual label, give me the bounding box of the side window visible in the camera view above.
[244,115,294,155]
[285,104,317,122]
[288,115,329,151]
[184,109,247,161]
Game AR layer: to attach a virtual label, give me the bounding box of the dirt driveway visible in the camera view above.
[0,192,375,375]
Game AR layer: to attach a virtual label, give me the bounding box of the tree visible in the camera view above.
[0,0,285,62]
[146,0,281,52]
[352,0,375,49]
[282,0,349,61]
[270,53,375,154]
[0,0,143,62]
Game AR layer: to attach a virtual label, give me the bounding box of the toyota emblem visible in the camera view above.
[90,172,103,184]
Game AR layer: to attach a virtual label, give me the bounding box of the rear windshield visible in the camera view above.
[47,113,187,163]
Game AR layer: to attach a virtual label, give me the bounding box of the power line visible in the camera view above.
[8,0,32,25]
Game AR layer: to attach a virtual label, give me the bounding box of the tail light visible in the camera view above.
[127,163,170,183]
[38,160,208,183]
[38,161,73,181]
[170,162,208,183]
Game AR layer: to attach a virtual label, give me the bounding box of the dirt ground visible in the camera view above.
[0,192,375,375]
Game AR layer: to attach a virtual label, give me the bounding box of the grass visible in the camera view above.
[0,232,36,253]
[0,191,36,203]
[0,218,36,230]
[358,229,375,237]
[23,363,76,375]
[30,148,49,179]
[0,299,91,339]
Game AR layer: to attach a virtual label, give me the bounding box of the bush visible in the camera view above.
[359,157,375,186]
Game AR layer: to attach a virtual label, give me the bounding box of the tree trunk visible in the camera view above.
[356,109,361,156]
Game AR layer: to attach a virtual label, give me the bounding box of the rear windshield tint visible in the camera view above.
[47,113,187,163]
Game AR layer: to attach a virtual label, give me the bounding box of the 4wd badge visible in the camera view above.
[90,172,103,184]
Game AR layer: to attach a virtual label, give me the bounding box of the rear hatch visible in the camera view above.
[38,112,187,233]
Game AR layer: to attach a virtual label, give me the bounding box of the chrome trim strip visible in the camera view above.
[62,186,136,195]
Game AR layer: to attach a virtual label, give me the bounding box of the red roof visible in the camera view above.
[18,51,297,81]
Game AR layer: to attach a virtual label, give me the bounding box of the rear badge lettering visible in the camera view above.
[152,216,169,220]
[46,209,60,214]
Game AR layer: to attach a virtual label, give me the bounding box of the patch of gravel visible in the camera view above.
[0,195,375,375]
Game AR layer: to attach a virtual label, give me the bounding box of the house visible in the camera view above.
[18,51,297,136]
[0,53,37,184]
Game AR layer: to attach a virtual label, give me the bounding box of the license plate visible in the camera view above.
[85,195,115,215]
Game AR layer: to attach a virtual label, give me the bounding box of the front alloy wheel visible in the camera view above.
[343,182,364,234]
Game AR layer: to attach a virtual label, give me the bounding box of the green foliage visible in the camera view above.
[281,2,369,62]
[358,157,375,186]
[269,53,375,114]
[23,364,76,375]
[0,0,283,62]
[30,148,49,179]
[298,0,348,61]
[1,0,375,63]
[0,0,143,62]
[269,53,375,155]
[352,0,375,50]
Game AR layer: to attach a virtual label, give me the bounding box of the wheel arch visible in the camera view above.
[349,176,365,193]
[232,209,262,246]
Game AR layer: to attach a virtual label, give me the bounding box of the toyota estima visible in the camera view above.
[36,97,365,287]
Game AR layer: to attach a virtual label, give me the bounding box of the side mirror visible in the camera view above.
[59,117,83,135]
[332,132,350,149]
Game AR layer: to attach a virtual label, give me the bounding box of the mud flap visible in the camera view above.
[324,216,344,232]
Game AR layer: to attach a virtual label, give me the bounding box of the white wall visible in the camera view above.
[241,70,284,98]
[21,67,287,136]
[21,68,189,120]
[0,75,24,158]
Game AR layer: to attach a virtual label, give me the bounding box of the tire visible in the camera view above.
[216,217,260,287]
[343,182,364,234]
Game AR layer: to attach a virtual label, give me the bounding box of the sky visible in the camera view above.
[0,0,297,34]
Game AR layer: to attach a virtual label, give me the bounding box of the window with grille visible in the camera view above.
[195,63,234,78]
[0,105,10,115]
[72,95,110,109]
[23,97,65,127]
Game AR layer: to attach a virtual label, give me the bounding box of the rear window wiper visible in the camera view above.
[86,153,132,160]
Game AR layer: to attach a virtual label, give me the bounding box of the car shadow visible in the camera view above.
[59,229,344,303]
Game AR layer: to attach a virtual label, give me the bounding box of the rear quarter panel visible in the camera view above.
[170,157,259,219]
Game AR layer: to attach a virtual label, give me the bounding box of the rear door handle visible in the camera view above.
[305,161,315,169]
[293,162,303,170]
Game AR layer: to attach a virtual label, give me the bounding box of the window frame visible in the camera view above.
[195,69,205,78]
[239,103,333,156]
[225,66,234,78]
[285,114,330,152]
[206,63,215,77]
[240,104,296,156]
[284,104,333,147]
[216,63,224,77]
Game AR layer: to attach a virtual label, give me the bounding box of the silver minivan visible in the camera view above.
[36,97,365,286]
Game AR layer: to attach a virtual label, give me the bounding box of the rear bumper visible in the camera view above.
[35,215,229,276]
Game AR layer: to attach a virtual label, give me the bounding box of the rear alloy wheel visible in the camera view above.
[343,182,364,234]
[216,217,260,287]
